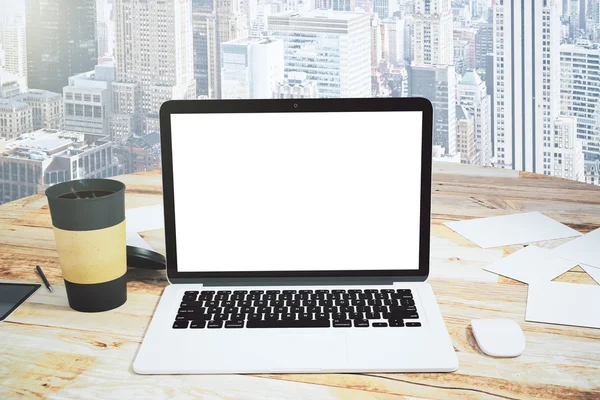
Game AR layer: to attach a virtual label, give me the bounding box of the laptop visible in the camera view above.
[133,98,458,374]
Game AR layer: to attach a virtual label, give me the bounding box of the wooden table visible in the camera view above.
[1,162,599,399]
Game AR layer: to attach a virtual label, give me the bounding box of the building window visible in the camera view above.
[90,153,95,171]
[27,165,33,183]
[74,93,82,101]
[93,106,102,118]
[85,156,89,173]
[65,92,73,100]
[50,172,57,184]
[84,105,93,117]
[66,103,74,116]
[57,171,64,182]
[102,149,106,167]
[84,94,91,102]
[95,152,101,169]
[75,104,83,116]
[93,95,101,103]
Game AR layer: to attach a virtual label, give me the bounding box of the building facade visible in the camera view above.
[0,100,33,140]
[273,72,319,98]
[1,18,27,87]
[64,63,115,135]
[113,0,196,136]
[221,37,284,99]
[25,0,97,93]
[560,43,600,185]
[413,0,453,66]
[551,116,585,181]
[493,0,562,174]
[14,90,63,131]
[268,11,371,98]
[408,64,457,155]
[457,70,492,166]
[0,129,118,204]
[456,105,479,165]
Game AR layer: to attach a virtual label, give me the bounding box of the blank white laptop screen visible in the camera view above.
[170,111,424,272]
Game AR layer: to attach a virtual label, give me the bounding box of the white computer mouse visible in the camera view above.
[471,319,525,357]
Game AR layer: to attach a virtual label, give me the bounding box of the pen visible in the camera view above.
[35,265,53,292]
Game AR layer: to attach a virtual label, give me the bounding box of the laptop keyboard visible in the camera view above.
[172,288,421,329]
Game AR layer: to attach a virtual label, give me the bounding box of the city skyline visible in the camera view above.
[0,0,599,205]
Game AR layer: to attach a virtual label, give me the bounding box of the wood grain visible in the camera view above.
[1,163,600,400]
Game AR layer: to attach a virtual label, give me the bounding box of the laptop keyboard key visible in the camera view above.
[248,313,261,321]
[207,320,223,329]
[354,319,369,327]
[265,313,278,321]
[366,312,381,319]
[315,312,329,320]
[282,313,295,320]
[247,320,329,328]
[190,320,206,329]
[333,320,352,328]
[389,319,405,327]
[182,294,197,301]
[173,321,189,329]
[299,313,311,320]
[225,320,244,328]
[372,322,388,327]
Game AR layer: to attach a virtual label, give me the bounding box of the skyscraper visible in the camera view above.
[1,17,27,88]
[192,0,217,97]
[112,0,196,138]
[213,0,248,98]
[457,70,492,166]
[409,0,456,155]
[25,0,97,93]
[408,65,457,154]
[269,11,371,98]
[96,0,115,57]
[456,105,478,165]
[413,0,453,66]
[220,37,284,99]
[560,42,600,185]
[493,0,562,173]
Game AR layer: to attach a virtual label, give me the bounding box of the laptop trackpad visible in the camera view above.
[260,333,347,371]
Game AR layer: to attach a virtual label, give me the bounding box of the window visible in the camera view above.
[90,153,95,171]
[0,2,593,206]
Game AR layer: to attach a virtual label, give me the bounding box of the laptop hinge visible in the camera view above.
[171,276,425,286]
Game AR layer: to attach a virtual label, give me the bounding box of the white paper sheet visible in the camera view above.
[526,281,600,329]
[444,212,581,248]
[125,204,164,233]
[581,264,600,285]
[483,246,577,284]
[550,228,600,269]
[126,232,154,251]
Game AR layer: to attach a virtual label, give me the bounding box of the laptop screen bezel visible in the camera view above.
[160,98,433,283]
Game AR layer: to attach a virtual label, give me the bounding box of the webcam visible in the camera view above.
[293,103,298,108]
